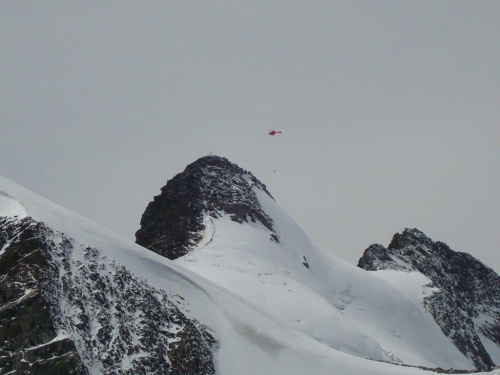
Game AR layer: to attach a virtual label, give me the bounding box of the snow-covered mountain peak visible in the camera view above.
[358,229,500,370]
[358,228,435,272]
[136,155,278,260]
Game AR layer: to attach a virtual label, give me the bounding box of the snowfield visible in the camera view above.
[0,174,498,375]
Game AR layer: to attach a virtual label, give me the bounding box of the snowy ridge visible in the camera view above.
[358,228,500,370]
[44,233,216,375]
[0,216,215,375]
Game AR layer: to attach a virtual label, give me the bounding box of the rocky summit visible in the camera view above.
[358,228,500,370]
[135,155,278,260]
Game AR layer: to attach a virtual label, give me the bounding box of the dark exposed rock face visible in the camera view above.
[358,228,500,371]
[0,216,217,375]
[0,217,89,375]
[136,155,277,260]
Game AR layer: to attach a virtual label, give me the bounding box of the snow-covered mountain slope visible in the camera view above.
[137,155,499,373]
[0,184,216,374]
[1,156,499,374]
[358,229,500,370]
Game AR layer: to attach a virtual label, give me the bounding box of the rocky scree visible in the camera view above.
[358,228,500,371]
[136,155,278,260]
[0,216,217,375]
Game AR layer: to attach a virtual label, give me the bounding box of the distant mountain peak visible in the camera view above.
[388,228,433,251]
[135,155,278,260]
[358,228,500,370]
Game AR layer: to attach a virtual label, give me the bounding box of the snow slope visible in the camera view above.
[178,184,478,370]
[0,190,27,218]
[0,174,497,375]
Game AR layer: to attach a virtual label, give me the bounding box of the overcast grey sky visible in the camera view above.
[1,1,499,272]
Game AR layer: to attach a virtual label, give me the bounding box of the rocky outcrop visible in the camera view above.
[0,217,89,375]
[0,216,217,375]
[136,155,278,260]
[358,228,500,371]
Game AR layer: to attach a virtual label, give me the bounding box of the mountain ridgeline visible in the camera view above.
[1,155,500,374]
[358,228,500,370]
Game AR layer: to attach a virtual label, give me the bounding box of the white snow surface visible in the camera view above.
[0,189,27,218]
[0,174,494,375]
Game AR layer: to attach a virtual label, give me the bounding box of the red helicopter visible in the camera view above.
[268,130,282,136]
